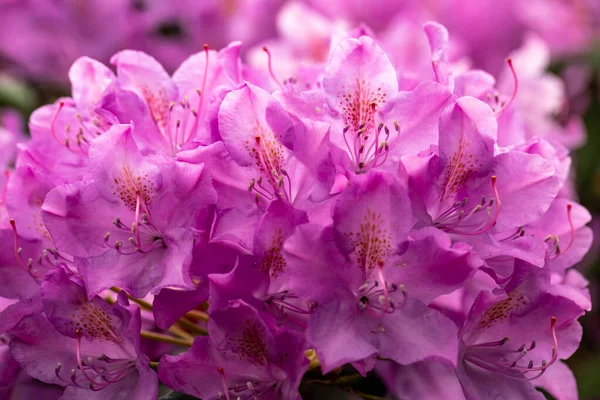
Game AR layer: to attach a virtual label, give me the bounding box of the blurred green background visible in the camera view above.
[565,42,600,400]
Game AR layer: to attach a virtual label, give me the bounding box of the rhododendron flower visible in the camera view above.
[159,300,307,400]
[9,266,157,399]
[41,124,217,298]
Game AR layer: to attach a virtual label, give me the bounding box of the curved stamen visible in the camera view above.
[280,169,293,202]
[263,291,315,326]
[466,317,558,380]
[75,331,105,387]
[550,204,575,260]
[188,45,210,144]
[437,176,501,235]
[263,46,282,88]
[9,219,44,280]
[500,226,526,242]
[495,58,518,117]
[50,101,66,146]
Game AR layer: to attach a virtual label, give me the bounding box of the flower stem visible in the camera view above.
[111,287,153,311]
[176,317,208,336]
[140,330,193,347]
[185,309,209,322]
[168,324,195,339]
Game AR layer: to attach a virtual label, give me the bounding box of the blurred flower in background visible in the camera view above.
[0,1,599,399]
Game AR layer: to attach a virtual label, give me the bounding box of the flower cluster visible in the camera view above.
[0,12,593,400]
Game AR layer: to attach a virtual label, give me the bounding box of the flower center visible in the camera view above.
[143,45,210,155]
[434,176,501,235]
[357,279,406,319]
[464,317,558,381]
[55,341,136,391]
[338,81,394,173]
[262,289,316,328]
[246,125,292,204]
[217,366,280,400]
[104,167,166,255]
[50,100,110,155]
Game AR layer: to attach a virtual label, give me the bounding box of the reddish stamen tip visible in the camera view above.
[495,58,519,117]
[50,101,66,145]
[563,204,575,255]
[9,219,28,272]
[263,46,283,88]
[552,204,575,260]
[490,175,501,203]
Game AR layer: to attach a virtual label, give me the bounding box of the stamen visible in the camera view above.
[75,330,104,387]
[495,58,518,117]
[263,46,282,88]
[465,317,559,381]
[280,169,293,201]
[438,176,501,235]
[551,204,575,260]
[218,367,231,400]
[187,45,209,143]
[9,219,34,275]
[50,101,66,146]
